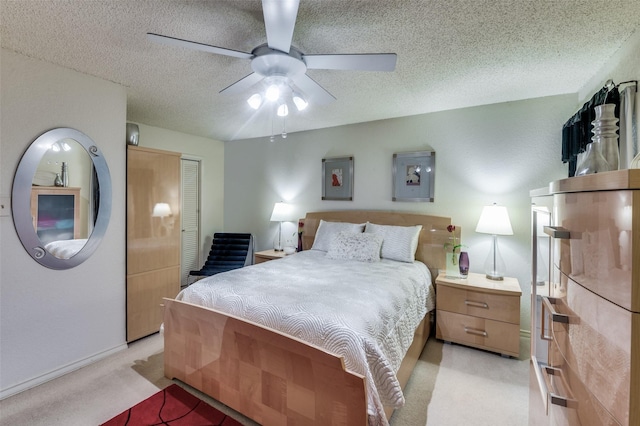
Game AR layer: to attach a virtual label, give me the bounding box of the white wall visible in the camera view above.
[0,49,127,397]
[224,94,576,333]
[128,123,225,266]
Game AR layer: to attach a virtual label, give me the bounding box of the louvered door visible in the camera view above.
[180,158,200,288]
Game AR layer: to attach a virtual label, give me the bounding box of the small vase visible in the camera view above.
[297,232,303,252]
[54,173,63,187]
[459,252,469,278]
[445,249,461,278]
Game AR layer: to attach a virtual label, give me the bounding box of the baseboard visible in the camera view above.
[0,342,128,400]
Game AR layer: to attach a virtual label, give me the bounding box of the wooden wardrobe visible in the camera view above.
[126,146,181,342]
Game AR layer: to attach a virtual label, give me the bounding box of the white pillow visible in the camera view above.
[311,220,365,252]
[364,222,422,263]
[326,231,383,262]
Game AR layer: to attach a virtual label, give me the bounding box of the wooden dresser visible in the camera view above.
[435,272,521,357]
[126,146,181,342]
[529,170,640,425]
[30,186,81,244]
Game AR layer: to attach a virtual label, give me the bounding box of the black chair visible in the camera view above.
[188,233,254,284]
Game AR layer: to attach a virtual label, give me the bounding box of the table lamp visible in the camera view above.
[270,202,293,251]
[475,203,513,280]
[152,202,172,236]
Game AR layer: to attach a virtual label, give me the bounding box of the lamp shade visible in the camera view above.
[152,202,172,218]
[270,202,293,222]
[475,204,513,235]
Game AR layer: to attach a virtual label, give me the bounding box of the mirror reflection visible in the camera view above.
[12,127,111,270]
[32,138,94,258]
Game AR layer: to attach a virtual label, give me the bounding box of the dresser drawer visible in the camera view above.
[553,191,638,312]
[545,272,633,425]
[436,284,519,323]
[547,340,621,426]
[435,310,520,356]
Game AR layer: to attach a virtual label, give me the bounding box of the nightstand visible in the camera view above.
[254,249,287,264]
[435,272,521,357]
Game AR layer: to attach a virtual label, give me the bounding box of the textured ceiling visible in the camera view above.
[2,0,639,142]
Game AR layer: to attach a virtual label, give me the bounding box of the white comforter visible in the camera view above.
[44,239,87,259]
[177,249,435,426]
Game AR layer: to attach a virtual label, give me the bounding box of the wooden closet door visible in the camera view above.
[126,146,181,342]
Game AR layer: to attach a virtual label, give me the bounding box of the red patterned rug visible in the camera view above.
[100,384,243,426]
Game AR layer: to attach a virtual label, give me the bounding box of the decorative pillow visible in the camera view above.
[364,222,422,263]
[326,231,383,262]
[311,220,365,252]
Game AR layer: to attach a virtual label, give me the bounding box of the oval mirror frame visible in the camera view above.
[12,128,112,269]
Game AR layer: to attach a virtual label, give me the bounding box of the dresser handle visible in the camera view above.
[543,226,571,239]
[543,296,578,323]
[464,300,489,309]
[540,296,553,341]
[541,366,578,409]
[464,327,488,337]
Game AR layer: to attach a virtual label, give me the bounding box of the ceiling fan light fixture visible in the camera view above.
[292,93,308,111]
[247,93,262,109]
[265,84,280,102]
[277,104,289,117]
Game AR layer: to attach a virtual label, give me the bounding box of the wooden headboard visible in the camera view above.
[302,210,452,283]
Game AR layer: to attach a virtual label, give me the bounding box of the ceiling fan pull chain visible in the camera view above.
[282,114,287,139]
[270,106,275,143]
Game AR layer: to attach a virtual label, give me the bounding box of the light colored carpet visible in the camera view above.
[0,333,529,426]
[392,337,529,425]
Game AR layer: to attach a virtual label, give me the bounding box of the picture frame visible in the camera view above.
[322,156,353,201]
[392,151,435,202]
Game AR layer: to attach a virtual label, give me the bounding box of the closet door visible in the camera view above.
[126,146,181,342]
[180,158,200,288]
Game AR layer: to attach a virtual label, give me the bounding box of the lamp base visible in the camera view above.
[483,234,506,282]
[486,273,504,281]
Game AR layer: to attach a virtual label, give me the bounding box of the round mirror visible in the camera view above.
[12,128,112,269]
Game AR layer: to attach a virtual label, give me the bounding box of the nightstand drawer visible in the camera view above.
[437,285,520,324]
[436,310,520,356]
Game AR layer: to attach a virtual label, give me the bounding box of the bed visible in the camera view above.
[163,211,451,425]
[44,238,88,259]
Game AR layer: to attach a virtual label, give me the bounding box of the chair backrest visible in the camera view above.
[191,233,253,277]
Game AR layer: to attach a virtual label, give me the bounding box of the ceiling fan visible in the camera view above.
[147,0,397,109]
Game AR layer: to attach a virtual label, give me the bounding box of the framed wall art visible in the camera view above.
[322,156,353,201]
[392,151,435,202]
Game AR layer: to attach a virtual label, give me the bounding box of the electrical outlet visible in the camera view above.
[0,196,10,217]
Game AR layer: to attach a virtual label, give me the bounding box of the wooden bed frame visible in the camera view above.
[164,211,451,425]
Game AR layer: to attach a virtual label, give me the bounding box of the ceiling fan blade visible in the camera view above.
[147,33,253,60]
[219,73,264,95]
[262,0,299,53]
[291,74,336,105]
[304,53,397,72]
